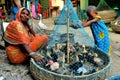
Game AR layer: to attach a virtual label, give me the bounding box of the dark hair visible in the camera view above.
[86,6,97,17]
[22,8,30,15]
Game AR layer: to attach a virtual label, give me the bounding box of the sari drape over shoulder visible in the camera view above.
[4,20,30,45]
[91,16,111,55]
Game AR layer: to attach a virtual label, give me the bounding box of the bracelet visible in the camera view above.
[29,52,35,56]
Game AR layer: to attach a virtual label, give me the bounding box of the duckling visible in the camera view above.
[78,54,84,61]
[62,53,65,67]
[46,60,59,71]
[75,52,79,62]
[115,20,119,25]
[93,53,103,67]
[74,42,82,52]
[82,45,87,53]
[87,53,94,63]
[50,53,58,62]
[94,53,101,63]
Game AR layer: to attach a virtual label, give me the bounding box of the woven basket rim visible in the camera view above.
[30,47,112,78]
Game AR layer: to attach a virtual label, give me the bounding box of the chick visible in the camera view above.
[46,60,59,71]
[82,45,87,53]
[94,53,101,63]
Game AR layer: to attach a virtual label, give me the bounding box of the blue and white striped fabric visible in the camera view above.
[91,19,111,54]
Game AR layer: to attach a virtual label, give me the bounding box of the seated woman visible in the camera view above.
[4,7,49,64]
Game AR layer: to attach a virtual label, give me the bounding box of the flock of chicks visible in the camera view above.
[36,42,105,76]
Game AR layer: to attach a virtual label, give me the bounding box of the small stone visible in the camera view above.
[20,70,29,77]
[4,67,12,72]
[0,76,4,80]
[114,51,120,57]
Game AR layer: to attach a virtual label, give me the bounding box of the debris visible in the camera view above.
[0,76,4,80]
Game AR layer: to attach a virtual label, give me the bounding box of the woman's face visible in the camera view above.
[89,9,98,18]
[20,9,29,22]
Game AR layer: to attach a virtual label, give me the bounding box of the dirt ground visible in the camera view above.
[0,18,120,80]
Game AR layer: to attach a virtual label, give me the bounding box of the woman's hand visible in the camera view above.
[82,20,88,27]
[31,54,44,62]
[82,21,87,25]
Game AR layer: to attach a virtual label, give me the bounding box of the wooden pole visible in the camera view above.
[67,4,70,64]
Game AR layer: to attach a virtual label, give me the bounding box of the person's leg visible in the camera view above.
[6,45,28,64]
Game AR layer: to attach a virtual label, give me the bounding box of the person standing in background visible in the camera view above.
[5,0,12,15]
[30,1,37,19]
[37,1,42,14]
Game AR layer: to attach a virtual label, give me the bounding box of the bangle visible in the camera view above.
[29,52,35,56]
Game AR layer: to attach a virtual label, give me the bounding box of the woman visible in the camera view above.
[82,6,111,55]
[37,2,42,14]
[4,7,49,64]
[30,2,37,18]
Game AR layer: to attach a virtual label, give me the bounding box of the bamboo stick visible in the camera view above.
[67,4,70,64]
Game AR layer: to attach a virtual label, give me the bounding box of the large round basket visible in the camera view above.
[98,10,117,23]
[30,47,112,80]
[111,20,120,33]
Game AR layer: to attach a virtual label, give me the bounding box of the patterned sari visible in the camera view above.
[4,8,48,64]
[90,16,111,55]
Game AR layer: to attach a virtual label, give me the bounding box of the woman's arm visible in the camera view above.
[82,20,89,27]
[82,18,99,27]
[22,44,44,62]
